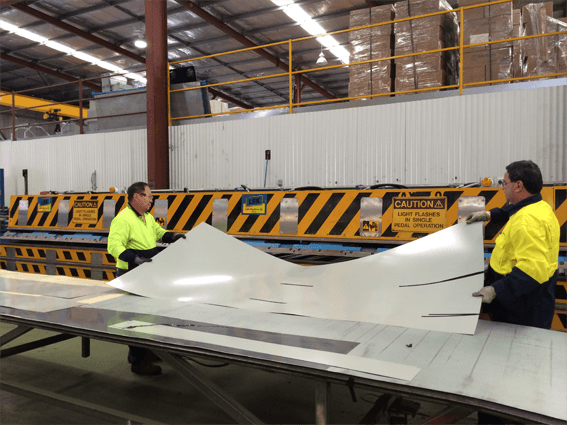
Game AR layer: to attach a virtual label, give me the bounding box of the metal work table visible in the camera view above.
[1,273,566,425]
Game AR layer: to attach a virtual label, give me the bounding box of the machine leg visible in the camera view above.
[0,325,32,346]
[155,351,263,425]
[81,337,90,358]
[315,381,331,425]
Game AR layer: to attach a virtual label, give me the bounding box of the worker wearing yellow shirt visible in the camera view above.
[108,181,186,375]
[466,160,560,329]
[467,161,559,425]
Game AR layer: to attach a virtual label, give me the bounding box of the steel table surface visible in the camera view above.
[1,274,566,424]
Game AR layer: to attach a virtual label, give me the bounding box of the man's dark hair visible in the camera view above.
[506,160,543,195]
[127,182,149,201]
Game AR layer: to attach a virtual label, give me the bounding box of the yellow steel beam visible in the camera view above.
[0,91,87,119]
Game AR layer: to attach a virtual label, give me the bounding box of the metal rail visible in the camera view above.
[168,0,567,119]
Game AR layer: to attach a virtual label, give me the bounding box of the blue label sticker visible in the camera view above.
[242,194,267,215]
[37,197,52,213]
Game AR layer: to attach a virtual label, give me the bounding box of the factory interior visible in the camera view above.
[1,0,566,424]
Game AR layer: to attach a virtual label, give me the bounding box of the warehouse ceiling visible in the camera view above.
[1,0,566,110]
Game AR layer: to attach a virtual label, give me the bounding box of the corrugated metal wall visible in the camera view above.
[1,84,565,200]
[0,129,146,200]
[171,84,566,190]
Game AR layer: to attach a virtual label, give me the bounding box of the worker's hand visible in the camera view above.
[465,211,491,224]
[472,286,496,304]
[133,255,153,266]
[171,233,186,242]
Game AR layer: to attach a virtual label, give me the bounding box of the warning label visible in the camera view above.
[242,194,267,215]
[73,200,99,224]
[392,197,446,233]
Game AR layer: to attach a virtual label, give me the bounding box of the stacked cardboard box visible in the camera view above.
[348,5,394,99]
[512,9,523,78]
[522,3,567,78]
[393,0,459,93]
[559,18,567,73]
[459,0,514,85]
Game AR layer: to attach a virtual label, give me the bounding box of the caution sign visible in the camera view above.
[72,200,99,224]
[392,197,447,233]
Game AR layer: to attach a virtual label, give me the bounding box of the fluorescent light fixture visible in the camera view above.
[270,1,349,64]
[134,39,147,48]
[15,28,47,43]
[73,51,100,64]
[0,20,20,33]
[96,61,124,73]
[282,4,311,23]
[1,18,147,86]
[44,41,75,55]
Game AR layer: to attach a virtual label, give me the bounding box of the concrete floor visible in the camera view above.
[0,322,480,424]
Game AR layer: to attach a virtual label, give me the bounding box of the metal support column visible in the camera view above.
[156,351,263,424]
[11,90,16,141]
[78,80,84,135]
[315,381,331,425]
[144,0,169,190]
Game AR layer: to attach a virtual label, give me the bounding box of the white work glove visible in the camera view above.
[472,286,496,304]
[466,211,490,224]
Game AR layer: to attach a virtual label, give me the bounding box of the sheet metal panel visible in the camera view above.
[109,222,485,335]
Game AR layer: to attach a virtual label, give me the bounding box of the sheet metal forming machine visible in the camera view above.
[1,184,566,331]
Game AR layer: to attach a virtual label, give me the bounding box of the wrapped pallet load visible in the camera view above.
[393,0,459,94]
[459,0,514,85]
[348,5,394,100]
[522,3,567,79]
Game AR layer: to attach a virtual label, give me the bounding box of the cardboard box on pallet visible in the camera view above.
[459,0,513,20]
[463,66,487,84]
[348,5,394,98]
[522,4,566,78]
[462,15,514,52]
[513,9,523,78]
[395,70,446,92]
[393,0,459,94]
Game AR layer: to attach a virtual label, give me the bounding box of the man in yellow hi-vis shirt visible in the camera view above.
[108,181,186,375]
[467,160,560,330]
[468,161,560,425]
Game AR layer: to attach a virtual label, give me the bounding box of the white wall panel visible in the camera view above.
[0,129,146,200]
[2,84,565,201]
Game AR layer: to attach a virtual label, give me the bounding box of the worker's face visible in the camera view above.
[134,186,153,212]
[501,172,519,204]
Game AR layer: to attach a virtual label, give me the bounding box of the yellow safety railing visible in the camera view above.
[167,0,567,122]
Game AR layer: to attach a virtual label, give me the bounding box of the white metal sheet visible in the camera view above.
[109,320,420,381]
[109,222,485,335]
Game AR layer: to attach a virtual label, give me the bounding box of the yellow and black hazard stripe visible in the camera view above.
[8,186,565,245]
[0,260,116,281]
[0,245,115,266]
[8,194,126,231]
[555,187,567,245]
[552,311,566,332]
[10,261,47,275]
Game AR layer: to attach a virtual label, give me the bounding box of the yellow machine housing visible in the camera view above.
[2,185,566,331]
